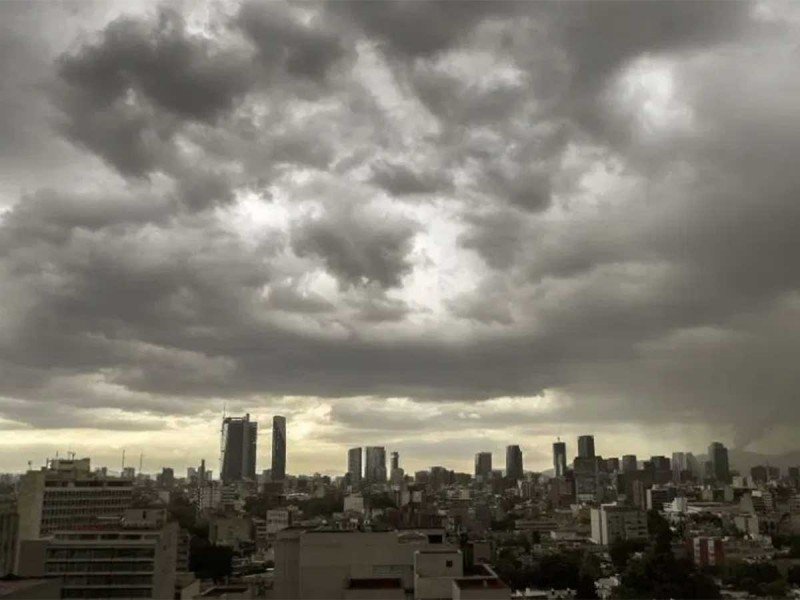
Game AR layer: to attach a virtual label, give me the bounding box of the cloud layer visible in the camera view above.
[1,0,799,473]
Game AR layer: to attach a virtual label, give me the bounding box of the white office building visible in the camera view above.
[590,504,648,545]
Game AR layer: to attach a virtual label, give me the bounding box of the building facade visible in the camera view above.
[622,455,638,473]
[505,446,523,481]
[221,414,258,482]
[16,509,177,600]
[590,504,649,545]
[708,442,731,484]
[0,495,18,577]
[365,447,387,484]
[552,442,567,477]
[16,459,133,541]
[474,453,492,482]
[348,448,363,487]
[578,435,595,459]
[272,416,287,481]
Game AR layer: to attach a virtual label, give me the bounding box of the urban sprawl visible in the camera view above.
[1,414,800,599]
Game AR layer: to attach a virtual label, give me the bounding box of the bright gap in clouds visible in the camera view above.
[616,56,694,141]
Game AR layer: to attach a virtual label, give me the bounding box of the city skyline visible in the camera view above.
[1,423,796,479]
[2,1,800,476]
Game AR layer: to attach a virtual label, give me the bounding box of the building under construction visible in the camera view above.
[221,413,258,483]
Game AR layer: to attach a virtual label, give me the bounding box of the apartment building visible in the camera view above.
[17,508,177,600]
[590,504,649,545]
[16,459,133,540]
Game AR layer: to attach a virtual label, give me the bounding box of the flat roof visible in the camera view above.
[454,578,509,590]
[347,578,403,590]
[0,578,58,597]
[200,586,250,597]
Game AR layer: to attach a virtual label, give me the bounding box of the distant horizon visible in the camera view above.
[5,437,799,479]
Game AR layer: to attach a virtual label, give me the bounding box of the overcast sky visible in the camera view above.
[1,0,800,476]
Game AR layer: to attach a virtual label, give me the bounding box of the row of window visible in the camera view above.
[47,561,155,573]
[48,548,155,559]
[61,575,153,586]
[62,588,152,598]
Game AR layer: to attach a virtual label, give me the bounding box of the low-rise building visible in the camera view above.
[16,458,133,540]
[0,496,18,577]
[590,504,648,545]
[452,577,510,600]
[16,508,177,600]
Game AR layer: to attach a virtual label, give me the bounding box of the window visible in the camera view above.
[446,560,453,568]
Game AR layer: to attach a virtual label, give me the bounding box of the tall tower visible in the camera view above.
[474,452,492,481]
[578,435,596,459]
[506,445,524,480]
[622,454,638,472]
[365,447,387,483]
[390,452,399,472]
[553,441,567,477]
[221,414,257,482]
[348,448,362,486]
[272,416,287,481]
[708,441,730,484]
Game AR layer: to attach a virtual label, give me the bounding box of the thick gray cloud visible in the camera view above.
[291,202,419,289]
[1,0,799,467]
[370,161,453,197]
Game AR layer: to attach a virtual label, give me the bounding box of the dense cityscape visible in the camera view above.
[4,0,800,598]
[2,413,800,599]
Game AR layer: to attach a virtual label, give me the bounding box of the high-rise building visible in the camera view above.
[622,455,638,473]
[578,435,596,459]
[672,452,687,480]
[0,496,18,577]
[365,447,387,483]
[391,452,399,472]
[553,442,567,477]
[221,414,258,482]
[347,448,362,486]
[157,467,175,488]
[708,442,731,484]
[506,445,523,480]
[474,452,492,481]
[686,453,701,478]
[272,415,287,481]
[16,458,133,540]
[606,458,620,473]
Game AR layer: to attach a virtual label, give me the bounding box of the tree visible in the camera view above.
[189,539,233,582]
[787,565,800,586]
[647,510,672,555]
[615,550,720,599]
[609,538,645,573]
[576,574,599,599]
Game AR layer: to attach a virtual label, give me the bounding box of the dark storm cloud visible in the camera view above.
[266,283,335,314]
[327,0,514,59]
[370,161,452,197]
[458,210,527,270]
[2,0,800,454]
[236,1,347,82]
[53,9,254,178]
[291,203,419,289]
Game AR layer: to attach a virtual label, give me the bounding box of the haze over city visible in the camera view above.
[2,0,800,477]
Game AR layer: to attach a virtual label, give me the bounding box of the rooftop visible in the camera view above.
[200,585,250,597]
[0,577,59,598]
[454,578,509,590]
[347,578,403,590]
